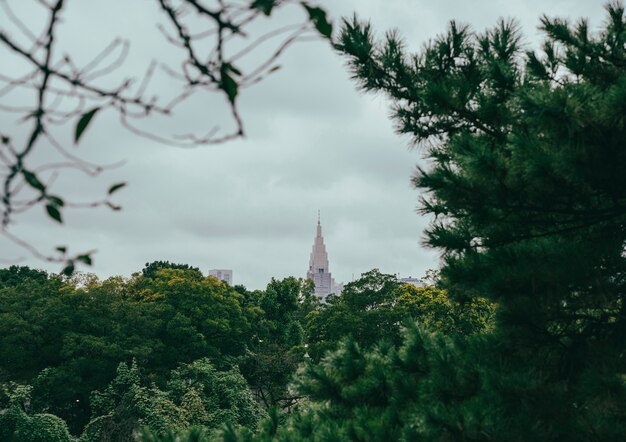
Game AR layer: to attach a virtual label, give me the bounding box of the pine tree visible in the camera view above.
[331,2,626,439]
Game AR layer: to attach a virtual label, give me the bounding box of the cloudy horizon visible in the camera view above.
[1,0,607,289]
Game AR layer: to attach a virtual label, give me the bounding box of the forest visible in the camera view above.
[0,263,493,440]
[2,0,626,440]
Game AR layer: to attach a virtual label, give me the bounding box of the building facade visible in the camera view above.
[399,276,426,287]
[307,214,341,301]
[209,269,233,285]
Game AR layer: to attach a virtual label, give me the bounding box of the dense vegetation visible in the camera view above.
[0,263,487,440]
[3,2,626,441]
[331,2,626,440]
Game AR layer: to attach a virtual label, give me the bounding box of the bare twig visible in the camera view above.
[0,0,330,271]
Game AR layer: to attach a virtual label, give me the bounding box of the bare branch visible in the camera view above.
[0,0,330,271]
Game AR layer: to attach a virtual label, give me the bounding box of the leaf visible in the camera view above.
[268,65,282,73]
[220,65,239,103]
[61,261,75,276]
[1,136,9,144]
[108,182,127,195]
[74,107,101,144]
[56,246,67,254]
[76,254,93,266]
[250,0,276,16]
[303,4,332,38]
[45,204,62,223]
[23,170,46,192]
[47,195,65,207]
[226,63,242,76]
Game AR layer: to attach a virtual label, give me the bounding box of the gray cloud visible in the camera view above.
[1,0,607,288]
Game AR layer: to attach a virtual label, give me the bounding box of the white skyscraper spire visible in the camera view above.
[307,212,341,300]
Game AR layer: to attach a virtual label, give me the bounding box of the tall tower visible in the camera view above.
[307,212,340,300]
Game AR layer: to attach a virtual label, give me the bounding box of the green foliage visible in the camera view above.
[23,169,46,192]
[5,3,626,440]
[250,0,277,16]
[240,277,317,409]
[132,268,255,363]
[227,323,626,441]
[0,265,497,441]
[396,284,495,335]
[0,407,22,441]
[220,64,240,104]
[0,265,49,287]
[83,360,186,441]
[337,2,626,439]
[307,269,494,361]
[74,107,101,144]
[303,4,333,38]
[82,358,264,441]
[140,261,202,279]
[136,426,212,442]
[45,200,63,223]
[217,327,457,441]
[0,266,257,433]
[167,358,265,429]
[15,413,75,442]
[0,383,74,442]
[306,269,402,360]
[107,182,127,195]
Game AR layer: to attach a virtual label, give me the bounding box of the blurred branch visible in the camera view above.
[0,0,332,272]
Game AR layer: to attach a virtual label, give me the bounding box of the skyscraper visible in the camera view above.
[307,212,341,301]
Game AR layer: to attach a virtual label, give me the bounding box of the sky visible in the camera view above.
[0,0,608,289]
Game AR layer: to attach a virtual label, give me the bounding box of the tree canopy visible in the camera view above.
[0,266,258,433]
[0,263,495,439]
[335,2,626,439]
[307,269,494,361]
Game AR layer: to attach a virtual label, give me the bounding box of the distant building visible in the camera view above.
[306,213,341,301]
[399,276,426,287]
[209,269,233,285]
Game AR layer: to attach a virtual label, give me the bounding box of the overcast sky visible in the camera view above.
[1,0,608,289]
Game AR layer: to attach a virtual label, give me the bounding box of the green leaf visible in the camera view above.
[61,261,75,276]
[250,0,276,16]
[56,246,67,254]
[23,170,46,192]
[75,107,101,144]
[220,65,239,103]
[227,63,242,76]
[47,195,65,207]
[45,204,62,223]
[303,4,332,38]
[108,182,127,195]
[76,254,93,266]
[1,136,9,144]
